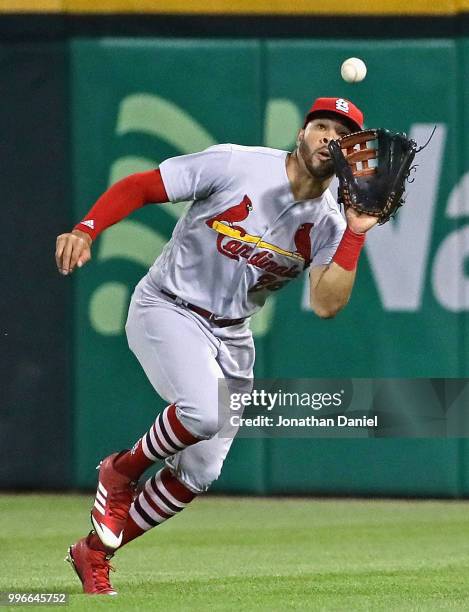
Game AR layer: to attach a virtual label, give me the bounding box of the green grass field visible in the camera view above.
[1,494,469,611]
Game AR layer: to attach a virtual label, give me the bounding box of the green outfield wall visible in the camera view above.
[1,32,469,494]
[69,37,469,495]
[0,42,72,488]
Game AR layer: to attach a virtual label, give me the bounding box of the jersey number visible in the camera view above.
[250,274,289,292]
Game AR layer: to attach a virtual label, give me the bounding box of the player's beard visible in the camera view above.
[298,139,334,180]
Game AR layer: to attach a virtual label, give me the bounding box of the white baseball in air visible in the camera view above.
[340,57,367,83]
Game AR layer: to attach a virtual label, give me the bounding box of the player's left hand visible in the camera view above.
[345,207,379,234]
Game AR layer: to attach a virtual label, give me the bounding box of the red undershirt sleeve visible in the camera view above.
[73,169,169,240]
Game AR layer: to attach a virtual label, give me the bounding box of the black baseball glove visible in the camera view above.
[328,128,418,224]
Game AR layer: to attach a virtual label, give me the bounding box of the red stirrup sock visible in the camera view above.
[114,404,200,481]
[86,468,197,551]
[122,468,197,545]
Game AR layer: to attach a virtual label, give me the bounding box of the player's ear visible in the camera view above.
[296,128,304,147]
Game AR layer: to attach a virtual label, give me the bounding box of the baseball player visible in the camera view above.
[55,97,377,595]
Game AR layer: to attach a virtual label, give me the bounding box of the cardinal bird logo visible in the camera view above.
[206,198,313,267]
[294,223,314,268]
[206,195,253,229]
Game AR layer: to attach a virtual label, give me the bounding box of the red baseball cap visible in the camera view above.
[303,97,364,132]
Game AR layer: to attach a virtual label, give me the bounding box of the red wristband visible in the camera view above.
[332,227,366,271]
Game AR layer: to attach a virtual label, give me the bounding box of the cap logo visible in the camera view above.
[335,98,349,113]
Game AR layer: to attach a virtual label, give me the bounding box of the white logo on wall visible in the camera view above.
[89,93,282,337]
[335,98,349,113]
[302,123,469,312]
[85,95,466,329]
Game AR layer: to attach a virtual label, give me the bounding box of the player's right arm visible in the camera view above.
[56,145,232,275]
[55,169,169,275]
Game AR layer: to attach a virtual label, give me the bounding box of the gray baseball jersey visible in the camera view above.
[149,144,346,319]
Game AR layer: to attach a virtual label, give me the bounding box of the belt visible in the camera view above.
[160,289,246,328]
